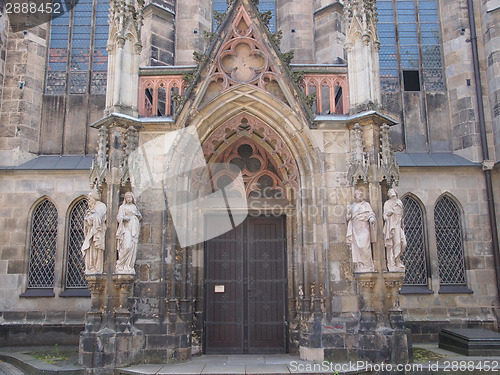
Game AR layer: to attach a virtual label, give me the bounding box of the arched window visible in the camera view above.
[434,195,466,286]
[27,199,58,290]
[401,195,428,287]
[65,198,88,289]
[213,0,276,32]
[45,0,109,95]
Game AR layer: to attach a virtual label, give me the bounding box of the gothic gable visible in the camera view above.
[175,0,314,126]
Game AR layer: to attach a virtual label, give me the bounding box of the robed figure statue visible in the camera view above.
[383,188,407,272]
[81,191,107,274]
[346,189,377,272]
[115,191,142,274]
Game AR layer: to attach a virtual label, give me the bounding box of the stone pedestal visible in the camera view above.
[79,274,144,374]
[353,271,410,364]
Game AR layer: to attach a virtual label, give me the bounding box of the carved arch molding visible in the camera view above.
[202,113,299,198]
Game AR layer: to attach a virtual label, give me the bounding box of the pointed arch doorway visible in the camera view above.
[201,114,298,354]
[204,215,286,354]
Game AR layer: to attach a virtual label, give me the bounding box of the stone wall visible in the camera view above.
[277,0,314,64]
[313,2,345,64]
[481,3,500,162]
[0,3,8,117]
[0,170,91,344]
[174,0,211,65]
[439,0,484,161]
[397,167,498,340]
[141,3,175,66]
[0,18,48,166]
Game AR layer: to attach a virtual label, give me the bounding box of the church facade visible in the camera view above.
[0,0,500,371]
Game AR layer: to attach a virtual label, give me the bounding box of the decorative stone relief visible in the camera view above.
[121,126,139,186]
[378,123,400,186]
[347,124,368,184]
[202,113,299,191]
[90,127,109,190]
[204,8,279,96]
[108,0,144,41]
[323,131,348,154]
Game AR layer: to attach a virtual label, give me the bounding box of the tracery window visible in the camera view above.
[46,0,109,95]
[434,195,466,286]
[401,195,428,286]
[213,0,276,32]
[377,0,444,92]
[65,198,88,288]
[208,139,286,198]
[27,199,58,289]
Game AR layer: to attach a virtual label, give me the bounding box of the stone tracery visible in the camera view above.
[207,8,278,92]
[201,113,298,197]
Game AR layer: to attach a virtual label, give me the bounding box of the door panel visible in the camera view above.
[205,216,286,354]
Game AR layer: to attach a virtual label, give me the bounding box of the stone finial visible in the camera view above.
[105,0,144,116]
[347,124,369,185]
[344,0,381,111]
[108,0,144,41]
[378,124,400,186]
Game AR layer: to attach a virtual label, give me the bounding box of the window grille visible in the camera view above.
[66,199,88,288]
[401,195,428,286]
[28,199,58,288]
[213,0,276,32]
[377,0,444,92]
[434,196,466,285]
[46,0,109,95]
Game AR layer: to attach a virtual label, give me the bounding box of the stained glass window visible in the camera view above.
[46,0,109,95]
[213,0,276,32]
[27,199,58,289]
[377,0,444,92]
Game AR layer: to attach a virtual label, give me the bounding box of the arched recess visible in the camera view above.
[434,193,467,287]
[166,85,329,354]
[401,194,429,287]
[201,113,299,199]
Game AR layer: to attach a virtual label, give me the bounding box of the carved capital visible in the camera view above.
[384,280,402,290]
[359,280,376,290]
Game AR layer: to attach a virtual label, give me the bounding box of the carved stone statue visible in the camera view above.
[115,192,142,274]
[383,188,406,272]
[82,191,107,274]
[346,189,377,272]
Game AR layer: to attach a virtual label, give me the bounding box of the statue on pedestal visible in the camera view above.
[346,189,377,272]
[82,191,107,274]
[383,188,406,272]
[115,191,142,274]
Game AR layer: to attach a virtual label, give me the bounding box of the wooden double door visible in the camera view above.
[204,215,287,354]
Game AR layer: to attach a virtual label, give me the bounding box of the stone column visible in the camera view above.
[346,112,410,364]
[80,118,144,373]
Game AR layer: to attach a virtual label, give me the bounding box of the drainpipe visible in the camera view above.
[467,0,500,302]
